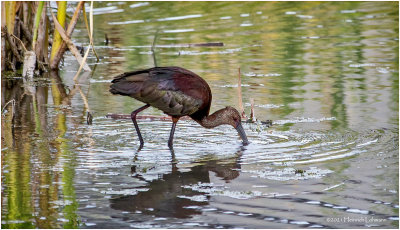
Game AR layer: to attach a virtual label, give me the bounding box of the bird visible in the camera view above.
[109,66,249,149]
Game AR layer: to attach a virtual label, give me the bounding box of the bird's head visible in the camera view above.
[221,106,249,145]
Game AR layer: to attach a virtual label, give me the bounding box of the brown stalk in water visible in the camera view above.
[16,16,32,44]
[50,7,91,72]
[82,3,99,62]
[3,26,22,62]
[237,67,246,119]
[250,98,256,122]
[73,1,94,81]
[50,1,85,69]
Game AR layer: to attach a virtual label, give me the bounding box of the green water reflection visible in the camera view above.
[2,72,80,228]
[1,1,398,228]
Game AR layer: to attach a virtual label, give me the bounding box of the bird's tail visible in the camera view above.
[109,70,150,96]
[109,87,122,95]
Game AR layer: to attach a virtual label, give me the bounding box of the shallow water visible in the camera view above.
[1,1,399,229]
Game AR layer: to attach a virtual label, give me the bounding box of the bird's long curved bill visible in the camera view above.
[236,123,249,145]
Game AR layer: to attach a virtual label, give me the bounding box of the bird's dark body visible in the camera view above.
[110,66,212,121]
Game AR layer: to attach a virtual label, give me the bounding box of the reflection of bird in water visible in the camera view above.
[109,148,244,219]
[109,66,249,149]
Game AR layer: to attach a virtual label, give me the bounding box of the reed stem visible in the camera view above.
[5,1,17,34]
[32,1,44,50]
[237,68,246,118]
[49,1,67,63]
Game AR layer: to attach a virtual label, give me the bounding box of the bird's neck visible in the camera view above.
[196,108,227,128]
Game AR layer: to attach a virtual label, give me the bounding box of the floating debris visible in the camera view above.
[244,167,333,181]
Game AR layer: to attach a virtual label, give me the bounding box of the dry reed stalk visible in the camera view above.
[1,99,16,118]
[22,2,29,28]
[11,33,27,52]
[73,1,94,81]
[1,2,5,70]
[250,98,256,121]
[50,8,91,72]
[82,2,99,62]
[50,1,85,69]
[35,3,47,63]
[4,26,22,62]
[77,84,92,124]
[1,34,5,70]
[1,2,5,28]
[237,68,246,118]
[17,16,33,43]
[151,30,159,67]
[106,114,191,121]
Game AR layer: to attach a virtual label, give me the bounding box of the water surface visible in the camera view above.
[1,1,399,228]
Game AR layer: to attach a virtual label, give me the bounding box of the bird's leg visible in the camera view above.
[131,104,150,149]
[168,117,179,149]
[169,148,178,172]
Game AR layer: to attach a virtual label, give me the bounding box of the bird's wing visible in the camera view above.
[109,69,150,95]
[110,67,205,116]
